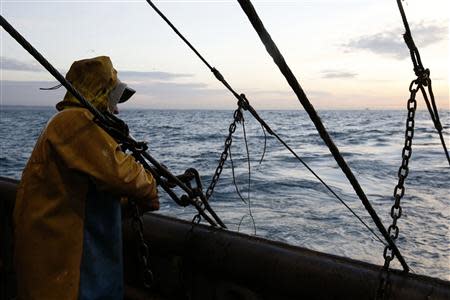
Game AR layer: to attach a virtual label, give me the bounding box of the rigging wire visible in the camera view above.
[144,0,385,245]
[396,0,449,165]
[229,148,247,205]
[242,118,257,234]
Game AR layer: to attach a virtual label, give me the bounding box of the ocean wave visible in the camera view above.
[1,108,449,279]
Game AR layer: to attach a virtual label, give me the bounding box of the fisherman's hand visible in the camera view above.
[138,196,160,213]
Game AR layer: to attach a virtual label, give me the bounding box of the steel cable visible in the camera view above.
[396,0,449,165]
[236,0,407,271]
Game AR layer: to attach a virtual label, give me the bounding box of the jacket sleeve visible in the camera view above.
[47,109,158,203]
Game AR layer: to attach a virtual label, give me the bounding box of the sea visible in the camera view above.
[1,106,449,280]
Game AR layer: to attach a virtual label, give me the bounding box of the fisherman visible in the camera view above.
[13,56,159,299]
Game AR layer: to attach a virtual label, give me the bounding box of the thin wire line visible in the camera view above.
[242,117,257,234]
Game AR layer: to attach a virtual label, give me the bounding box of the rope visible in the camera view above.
[396,0,449,165]
[236,0,408,271]
[145,0,385,245]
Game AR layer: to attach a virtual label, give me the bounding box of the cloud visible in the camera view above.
[0,56,193,82]
[321,70,357,79]
[130,80,215,99]
[249,88,332,100]
[307,90,333,99]
[0,79,327,109]
[0,80,229,109]
[250,89,292,96]
[343,22,448,59]
[119,70,193,81]
[1,57,43,72]
[0,81,65,106]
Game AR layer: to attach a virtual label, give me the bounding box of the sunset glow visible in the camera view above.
[1,0,449,110]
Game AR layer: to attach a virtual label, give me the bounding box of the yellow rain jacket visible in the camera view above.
[13,56,158,299]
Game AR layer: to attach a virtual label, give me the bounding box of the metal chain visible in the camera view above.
[377,78,420,299]
[205,106,244,200]
[382,78,419,268]
[130,202,154,288]
[191,196,206,224]
[379,3,449,292]
[192,106,243,224]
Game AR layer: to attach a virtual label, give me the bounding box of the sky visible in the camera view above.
[1,0,449,110]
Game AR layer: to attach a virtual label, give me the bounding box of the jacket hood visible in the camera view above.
[56,56,118,112]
